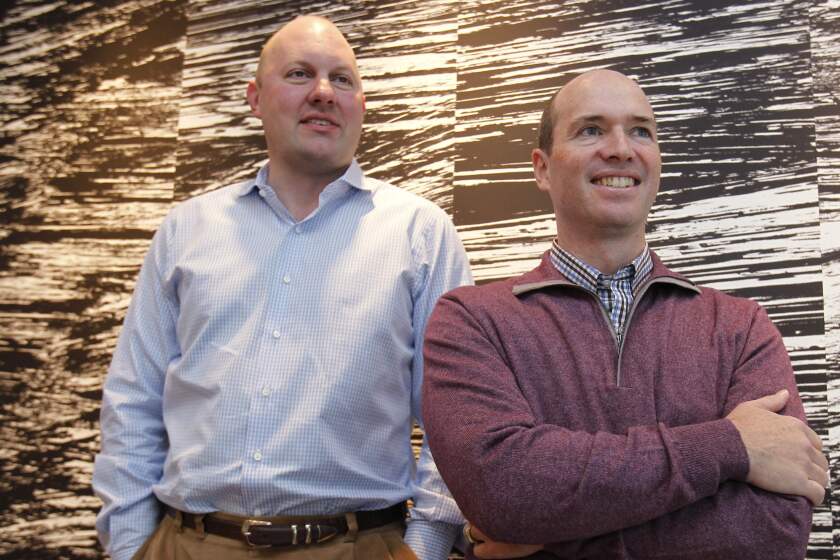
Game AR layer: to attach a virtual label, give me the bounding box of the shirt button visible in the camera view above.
[261,387,270,397]
[253,451,262,461]
[294,225,302,234]
[283,274,291,284]
[272,330,281,338]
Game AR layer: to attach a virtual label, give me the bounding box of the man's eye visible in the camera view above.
[287,69,309,79]
[332,75,353,88]
[633,127,652,138]
[580,126,601,136]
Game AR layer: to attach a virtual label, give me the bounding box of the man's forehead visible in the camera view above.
[569,113,656,125]
[260,23,359,75]
[555,77,655,125]
[275,47,357,70]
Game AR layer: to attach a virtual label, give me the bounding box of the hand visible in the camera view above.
[727,389,828,505]
[467,522,544,559]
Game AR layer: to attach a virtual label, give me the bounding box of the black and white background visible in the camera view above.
[1,0,839,558]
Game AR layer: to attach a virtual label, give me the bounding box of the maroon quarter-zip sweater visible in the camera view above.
[423,251,811,559]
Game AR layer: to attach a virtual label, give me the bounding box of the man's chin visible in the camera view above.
[300,152,353,177]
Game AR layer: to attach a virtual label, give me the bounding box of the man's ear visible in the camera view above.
[532,148,551,193]
[246,80,261,118]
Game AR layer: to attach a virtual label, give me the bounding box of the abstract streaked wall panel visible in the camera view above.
[1,1,185,557]
[1,0,838,558]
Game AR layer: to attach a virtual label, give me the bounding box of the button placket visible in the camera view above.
[241,219,298,513]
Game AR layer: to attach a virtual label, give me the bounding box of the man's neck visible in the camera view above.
[266,161,348,222]
[555,225,647,276]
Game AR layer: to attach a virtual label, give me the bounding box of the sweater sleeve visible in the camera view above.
[423,295,811,559]
[566,304,812,560]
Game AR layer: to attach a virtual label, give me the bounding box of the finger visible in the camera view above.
[809,445,829,471]
[809,461,830,489]
[472,543,507,560]
[471,525,489,542]
[806,479,826,506]
[473,543,491,559]
[802,425,823,451]
[473,543,490,558]
[746,389,789,412]
[473,543,540,560]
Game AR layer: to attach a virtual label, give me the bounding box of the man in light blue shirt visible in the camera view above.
[93,14,472,560]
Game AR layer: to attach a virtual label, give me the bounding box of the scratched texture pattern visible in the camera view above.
[813,0,840,553]
[0,0,838,558]
[0,1,185,558]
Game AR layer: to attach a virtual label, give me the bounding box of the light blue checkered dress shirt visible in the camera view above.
[549,240,652,344]
[93,160,473,560]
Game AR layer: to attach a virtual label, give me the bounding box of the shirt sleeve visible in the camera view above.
[92,217,179,560]
[423,295,811,559]
[403,209,473,560]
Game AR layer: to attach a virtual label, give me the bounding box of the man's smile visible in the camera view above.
[591,175,639,188]
[300,113,339,129]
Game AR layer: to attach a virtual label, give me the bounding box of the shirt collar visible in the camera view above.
[236,158,372,198]
[631,245,653,294]
[514,248,698,297]
[549,240,653,294]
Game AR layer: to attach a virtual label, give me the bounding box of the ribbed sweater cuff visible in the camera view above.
[671,418,749,494]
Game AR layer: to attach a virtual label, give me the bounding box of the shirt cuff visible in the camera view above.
[404,518,459,560]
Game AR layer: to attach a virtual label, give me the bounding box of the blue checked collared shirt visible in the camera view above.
[93,161,473,560]
[549,240,652,344]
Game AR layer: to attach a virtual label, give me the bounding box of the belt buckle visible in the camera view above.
[241,519,273,548]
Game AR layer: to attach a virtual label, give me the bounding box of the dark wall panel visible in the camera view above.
[811,0,840,552]
[0,1,185,557]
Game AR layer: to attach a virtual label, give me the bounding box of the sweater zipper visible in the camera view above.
[579,291,623,384]
[586,282,656,386]
[613,276,699,386]
[613,283,651,386]
[515,274,699,387]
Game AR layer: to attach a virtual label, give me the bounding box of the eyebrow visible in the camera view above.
[286,60,357,75]
[572,115,656,126]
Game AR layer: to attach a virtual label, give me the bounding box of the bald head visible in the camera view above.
[537,70,654,153]
[246,14,366,187]
[530,67,661,263]
[256,15,359,85]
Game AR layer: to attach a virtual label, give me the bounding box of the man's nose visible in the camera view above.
[308,77,335,104]
[600,129,633,161]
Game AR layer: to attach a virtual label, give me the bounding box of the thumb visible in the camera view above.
[747,389,789,412]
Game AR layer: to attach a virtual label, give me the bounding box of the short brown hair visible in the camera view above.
[538,70,642,153]
[537,90,560,153]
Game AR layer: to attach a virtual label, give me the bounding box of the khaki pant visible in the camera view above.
[132,514,418,560]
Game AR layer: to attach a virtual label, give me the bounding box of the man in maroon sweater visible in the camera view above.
[422,69,828,559]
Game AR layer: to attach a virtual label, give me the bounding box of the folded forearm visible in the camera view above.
[542,481,810,559]
[431,418,747,544]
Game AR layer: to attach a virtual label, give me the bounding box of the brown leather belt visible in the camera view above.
[166,503,406,548]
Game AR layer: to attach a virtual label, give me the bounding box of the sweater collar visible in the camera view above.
[512,249,700,297]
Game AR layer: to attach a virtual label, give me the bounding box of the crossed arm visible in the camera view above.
[422,296,826,559]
